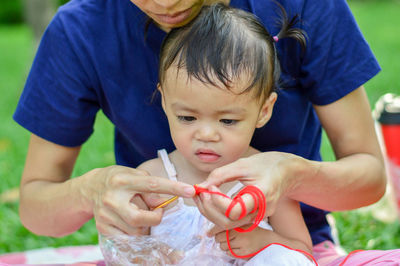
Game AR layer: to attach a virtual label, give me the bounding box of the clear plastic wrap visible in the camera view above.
[98,196,315,265]
[99,233,235,266]
[99,232,316,266]
[98,197,239,265]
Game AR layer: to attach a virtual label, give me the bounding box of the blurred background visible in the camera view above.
[0,0,399,255]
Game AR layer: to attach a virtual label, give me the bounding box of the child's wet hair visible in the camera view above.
[158,2,306,102]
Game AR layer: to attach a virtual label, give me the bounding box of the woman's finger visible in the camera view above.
[101,187,164,228]
[123,206,164,227]
[95,202,152,235]
[199,159,251,188]
[95,217,127,236]
[126,175,195,198]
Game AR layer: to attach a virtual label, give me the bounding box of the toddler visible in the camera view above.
[104,3,314,265]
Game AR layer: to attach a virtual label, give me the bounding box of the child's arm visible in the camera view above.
[214,196,312,258]
[267,196,313,253]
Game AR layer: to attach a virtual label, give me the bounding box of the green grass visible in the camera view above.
[1,0,400,255]
[351,0,400,101]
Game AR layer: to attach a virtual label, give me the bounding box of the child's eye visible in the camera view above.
[177,116,196,122]
[220,119,238,125]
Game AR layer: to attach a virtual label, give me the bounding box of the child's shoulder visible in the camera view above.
[137,156,168,178]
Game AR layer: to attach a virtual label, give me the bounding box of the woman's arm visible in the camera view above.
[19,134,90,237]
[289,86,386,210]
[19,134,195,237]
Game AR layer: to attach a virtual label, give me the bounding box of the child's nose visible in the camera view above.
[195,125,220,142]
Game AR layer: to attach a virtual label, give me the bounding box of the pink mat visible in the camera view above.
[0,245,104,265]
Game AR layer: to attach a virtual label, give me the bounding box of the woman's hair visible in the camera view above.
[158,2,306,102]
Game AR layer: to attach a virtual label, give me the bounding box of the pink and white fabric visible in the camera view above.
[0,245,103,266]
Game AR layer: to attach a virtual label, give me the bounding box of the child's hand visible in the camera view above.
[193,185,256,231]
[140,192,178,210]
[214,225,273,259]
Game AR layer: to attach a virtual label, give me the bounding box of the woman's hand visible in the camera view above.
[195,151,302,230]
[19,135,196,237]
[86,165,196,236]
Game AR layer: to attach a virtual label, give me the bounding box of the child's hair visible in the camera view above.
[158,2,306,103]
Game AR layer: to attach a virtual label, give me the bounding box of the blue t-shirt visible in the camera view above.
[14,0,380,245]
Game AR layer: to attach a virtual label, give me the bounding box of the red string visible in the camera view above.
[338,249,364,266]
[193,185,318,265]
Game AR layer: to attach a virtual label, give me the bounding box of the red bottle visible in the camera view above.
[376,93,400,216]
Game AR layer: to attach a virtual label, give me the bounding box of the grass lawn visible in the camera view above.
[0,0,399,255]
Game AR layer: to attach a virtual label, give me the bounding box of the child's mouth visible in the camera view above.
[195,150,221,162]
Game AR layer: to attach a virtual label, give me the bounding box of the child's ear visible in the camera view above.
[157,83,166,112]
[256,92,277,128]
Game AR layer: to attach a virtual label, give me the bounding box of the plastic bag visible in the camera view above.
[99,233,235,266]
[98,199,238,265]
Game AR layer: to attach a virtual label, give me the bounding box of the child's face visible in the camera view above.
[159,66,276,173]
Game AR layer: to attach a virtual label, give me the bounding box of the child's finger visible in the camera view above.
[225,237,241,249]
[141,193,173,209]
[214,230,227,243]
[193,194,206,214]
[209,191,232,213]
[130,194,149,210]
[219,241,229,251]
[209,186,255,220]
[207,225,224,237]
[199,192,236,228]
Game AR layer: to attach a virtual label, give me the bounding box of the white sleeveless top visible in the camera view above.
[150,149,314,266]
